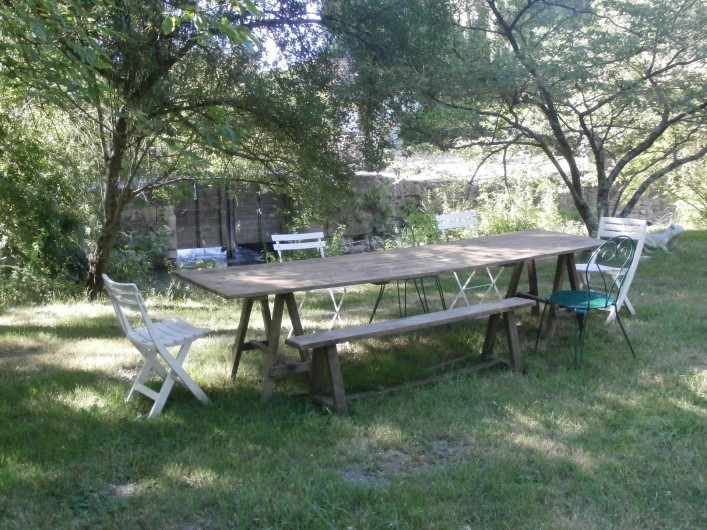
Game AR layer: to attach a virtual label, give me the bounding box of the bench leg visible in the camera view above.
[503,310,524,373]
[310,345,348,414]
[482,310,524,372]
[482,313,501,358]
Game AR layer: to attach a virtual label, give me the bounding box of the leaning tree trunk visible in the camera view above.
[85,116,131,299]
[86,222,121,299]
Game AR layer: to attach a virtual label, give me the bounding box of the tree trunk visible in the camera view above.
[85,115,130,299]
[86,222,121,298]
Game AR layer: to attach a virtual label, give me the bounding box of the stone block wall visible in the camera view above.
[121,176,678,255]
[119,202,178,260]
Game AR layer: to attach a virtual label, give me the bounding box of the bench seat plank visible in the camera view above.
[286,297,534,350]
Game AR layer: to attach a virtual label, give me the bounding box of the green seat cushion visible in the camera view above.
[547,290,614,311]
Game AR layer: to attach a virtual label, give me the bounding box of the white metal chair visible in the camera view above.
[436,211,503,308]
[574,217,647,322]
[271,231,346,330]
[102,274,210,418]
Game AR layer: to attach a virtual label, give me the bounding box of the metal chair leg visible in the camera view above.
[614,308,636,358]
[369,283,387,323]
[534,301,549,354]
[575,311,587,369]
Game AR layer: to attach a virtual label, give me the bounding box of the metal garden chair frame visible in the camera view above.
[367,216,447,323]
[574,217,647,322]
[534,236,637,368]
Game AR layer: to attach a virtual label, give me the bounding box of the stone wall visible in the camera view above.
[121,175,678,254]
[119,202,178,260]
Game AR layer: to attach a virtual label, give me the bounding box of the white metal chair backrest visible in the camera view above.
[435,210,502,306]
[436,210,479,233]
[595,217,647,248]
[270,232,345,331]
[271,231,327,261]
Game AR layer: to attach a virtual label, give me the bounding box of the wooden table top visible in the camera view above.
[173,229,601,299]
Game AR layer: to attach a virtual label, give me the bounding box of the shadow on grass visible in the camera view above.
[1,358,704,528]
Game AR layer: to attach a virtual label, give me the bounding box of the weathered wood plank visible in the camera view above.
[286,297,534,350]
[174,230,602,299]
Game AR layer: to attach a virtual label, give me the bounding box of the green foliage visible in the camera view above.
[400,202,441,244]
[663,160,707,228]
[361,180,394,219]
[108,227,173,286]
[0,93,90,306]
[1,0,358,297]
[0,266,83,307]
[327,224,349,257]
[0,111,85,274]
[476,175,584,236]
[331,0,707,234]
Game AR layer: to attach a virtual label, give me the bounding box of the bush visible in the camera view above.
[108,227,174,287]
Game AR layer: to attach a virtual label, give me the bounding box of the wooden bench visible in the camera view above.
[285,296,535,413]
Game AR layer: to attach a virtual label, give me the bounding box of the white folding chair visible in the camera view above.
[436,211,503,308]
[574,217,647,322]
[102,274,210,418]
[271,231,346,331]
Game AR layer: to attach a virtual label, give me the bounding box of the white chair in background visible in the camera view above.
[271,231,346,330]
[102,274,210,419]
[574,217,647,322]
[436,211,503,308]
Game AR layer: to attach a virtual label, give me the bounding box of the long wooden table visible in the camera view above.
[174,229,601,397]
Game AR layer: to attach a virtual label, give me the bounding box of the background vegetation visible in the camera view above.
[1,0,705,305]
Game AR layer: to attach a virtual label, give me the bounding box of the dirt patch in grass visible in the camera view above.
[338,438,463,485]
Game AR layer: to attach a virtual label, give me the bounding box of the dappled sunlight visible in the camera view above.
[686,367,707,396]
[0,334,135,373]
[161,462,220,489]
[335,420,409,459]
[55,386,114,411]
[669,395,707,419]
[0,302,113,327]
[503,411,594,469]
[57,338,132,369]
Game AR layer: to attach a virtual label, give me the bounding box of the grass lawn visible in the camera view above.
[0,231,705,529]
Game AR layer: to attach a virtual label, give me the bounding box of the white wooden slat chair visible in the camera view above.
[102,274,210,418]
[574,217,647,322]
[271,232,346,331]
[436,211,503,308]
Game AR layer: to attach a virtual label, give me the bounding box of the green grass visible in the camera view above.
[1,232,705,529]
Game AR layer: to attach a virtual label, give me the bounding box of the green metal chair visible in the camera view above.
[534,235,637,368]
